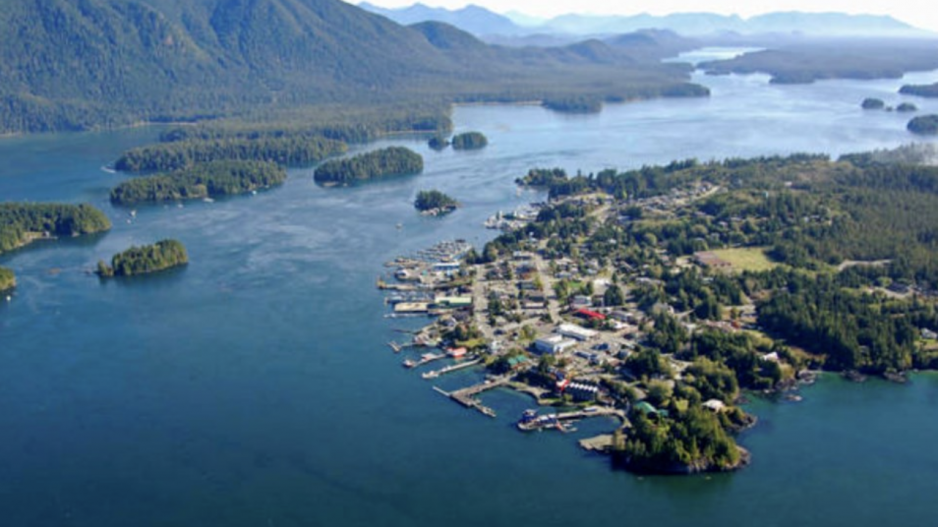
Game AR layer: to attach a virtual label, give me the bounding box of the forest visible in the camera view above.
[115,136,348,172]
[0,0,706,135]
[900,82,938,98]
[907,115,938,135]
[0,203,112,254]
[414,190,458,213]
[450,132,488,150]
[110,161,287,205]
[313,147,423,185]
[97,239,188,277]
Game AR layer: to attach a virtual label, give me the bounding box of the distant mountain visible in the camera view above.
[0,0,704,134]
[358,2,523,36]
[356,5,928,39]
[542,10,925,37]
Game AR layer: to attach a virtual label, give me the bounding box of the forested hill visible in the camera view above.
[0,0,700,134]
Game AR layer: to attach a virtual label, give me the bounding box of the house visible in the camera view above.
[703,399,726,412]
[570,295,592,308]
[534,335,577,354]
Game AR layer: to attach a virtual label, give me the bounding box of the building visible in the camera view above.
[434,296,473,309]
[558,323,597,341]
[566,382,599,401]
[534,335,577,354]
[575,308,606,321]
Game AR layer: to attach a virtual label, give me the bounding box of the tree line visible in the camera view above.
[313,147,423,185]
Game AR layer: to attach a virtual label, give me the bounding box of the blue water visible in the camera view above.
[2,61,938,526]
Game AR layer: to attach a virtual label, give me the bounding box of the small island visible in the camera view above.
[908,115,938,135]
[97,239,188,278]
[428,136,450,151]
[450,132,489,151]
[900,82,938,98]
[861,98,886,110]
[110,160,286,205]
[313,147,423,185]
[414,189,459,216]
[114,135,348,172]
[1,203,112,255]
[0,266,15,292]
[896,102,918,113]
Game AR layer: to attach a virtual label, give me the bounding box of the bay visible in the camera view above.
[2,56,938,526]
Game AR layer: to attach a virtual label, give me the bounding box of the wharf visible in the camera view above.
[403,352,446,369]
[517,406,628,432]
[433,376,510,418]
[421,358,482,379]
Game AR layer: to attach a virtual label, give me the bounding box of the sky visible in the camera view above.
[353,1,937,32]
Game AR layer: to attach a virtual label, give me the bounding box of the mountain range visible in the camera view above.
[358,3,928,39]
[0,0,702,134]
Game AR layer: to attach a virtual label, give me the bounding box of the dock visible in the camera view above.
[517,407,628,432]
[403,352,446,369]
[433,376,510,418]
[421,358,482,379]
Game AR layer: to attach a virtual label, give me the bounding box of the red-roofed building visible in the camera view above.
[575,308,606,321]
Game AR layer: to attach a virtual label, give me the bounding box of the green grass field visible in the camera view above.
[710,247,779,272]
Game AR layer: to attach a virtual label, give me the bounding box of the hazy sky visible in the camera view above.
[354,1,936,32]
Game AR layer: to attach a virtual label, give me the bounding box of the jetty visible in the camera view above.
[403,352,446,369]
[433,376,510,418]
[421,358,482,379]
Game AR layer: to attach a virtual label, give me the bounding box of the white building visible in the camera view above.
[558,323,597,341]
[534,335,577,355]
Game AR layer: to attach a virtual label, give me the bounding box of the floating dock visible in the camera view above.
[403,352,446,369]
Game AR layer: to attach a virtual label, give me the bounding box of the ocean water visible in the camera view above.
[2,55,938,526]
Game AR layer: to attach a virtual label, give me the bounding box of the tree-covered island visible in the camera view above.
[97,239,188,278]
[861,98,885,110]
[450,132,489,151]
[110,160,287,205]
[908,115,938,135]
[313,147,423,185]
[900,82,938,98]
[115,136,348,173]
[382,147,938,475]
[414,190,459,215]
[1,203,112,255]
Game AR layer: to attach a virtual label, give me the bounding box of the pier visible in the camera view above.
[403,352,446,369]
[433,376,511,418]
[421,358,481,379]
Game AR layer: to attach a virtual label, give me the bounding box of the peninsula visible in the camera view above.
[0,266,14,292]
[378,149,938,475]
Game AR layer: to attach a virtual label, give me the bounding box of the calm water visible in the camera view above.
[3,56,938,526]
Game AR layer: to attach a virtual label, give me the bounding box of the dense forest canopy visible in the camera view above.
[313,147,423,185]
[0,0,705,134]
[0,203,112,254]
[414,189,458,212]
[98,239,188,277]
[110,160,287,204]
[908,115,938,135]
[115,135,348,172]
[450,131,488,150]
